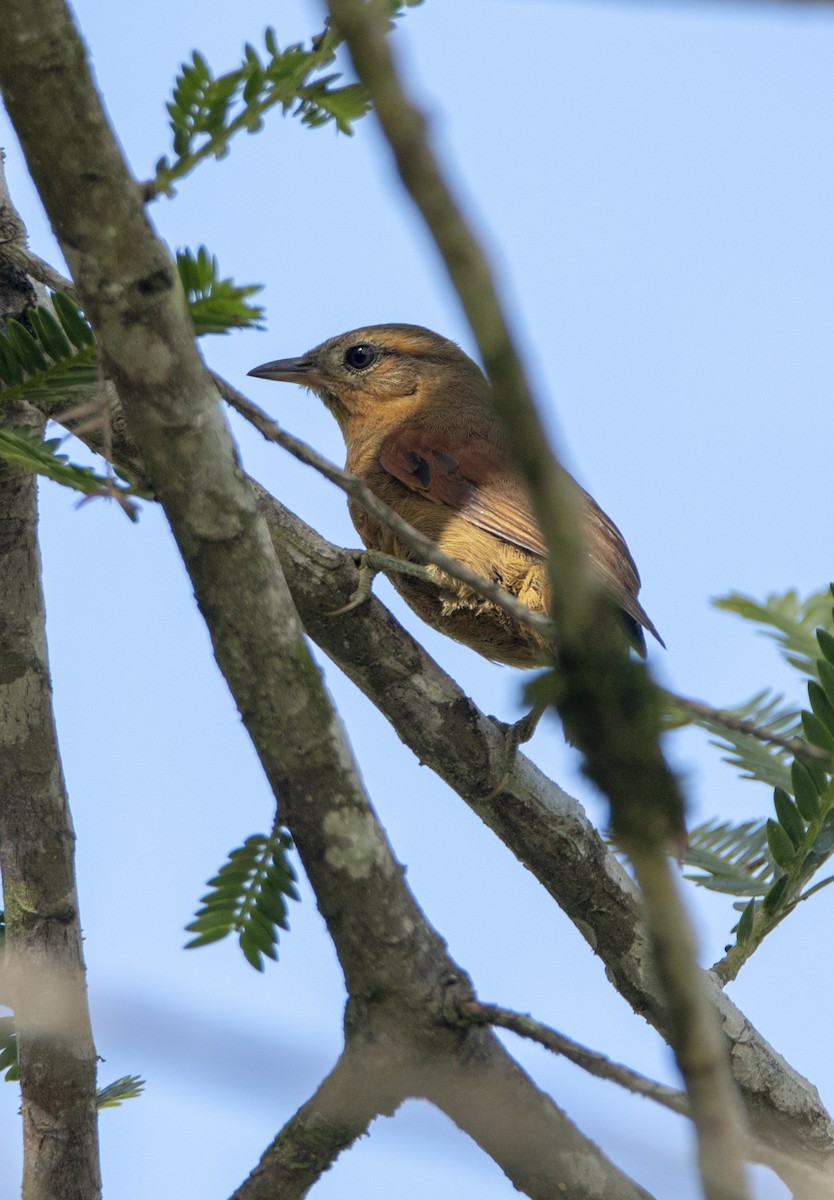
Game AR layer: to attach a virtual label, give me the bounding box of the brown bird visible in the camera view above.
[248,324,662,667]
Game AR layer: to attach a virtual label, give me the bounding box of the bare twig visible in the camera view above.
[465,999,688,1114]
[668,692,832,766]
[469,998,834,1200]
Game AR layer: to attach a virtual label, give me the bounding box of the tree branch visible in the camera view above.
[465,999,688,1113]
[0,286,829,1175]
[230,1051,397,1200]
[0,189,100,1198]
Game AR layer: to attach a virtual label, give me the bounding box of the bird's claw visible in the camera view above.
[481,701,548,801]
[325,552,378,617]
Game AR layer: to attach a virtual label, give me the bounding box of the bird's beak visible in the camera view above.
[247,356,324,387]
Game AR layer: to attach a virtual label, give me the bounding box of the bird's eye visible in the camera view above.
[344,344,377,371]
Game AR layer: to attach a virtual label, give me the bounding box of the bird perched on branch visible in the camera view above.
[249,324,661,667]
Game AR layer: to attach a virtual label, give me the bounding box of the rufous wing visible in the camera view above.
[379,421,662,650]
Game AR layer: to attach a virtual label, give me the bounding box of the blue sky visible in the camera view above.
[1,1,833,1197]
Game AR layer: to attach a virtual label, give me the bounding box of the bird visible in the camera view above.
[248,324,662,668]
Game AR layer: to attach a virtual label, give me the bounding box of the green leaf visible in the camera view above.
[28,307,72,362]
[773,788,805,848]
[766,819,797,871]
[185,827,298,971]
[0,293,98,404]
[808,681,834,736]
[97,1075,145,1110]
[683,819,772,897]
[0,424,143,518]
[0,1017,18,1083]
[801,711,834,756]
[715,588,833,679]
[735,899,755,943]
[7,320,49,373]
[697,689,797,794]
[762,873,789,912]
[51,291,94,348]
[791,760,821,820]
[818,628,834,667]
[804,809,834,873]
[176,247,264,336]
[817,659,834,710]
[151,14,396,195]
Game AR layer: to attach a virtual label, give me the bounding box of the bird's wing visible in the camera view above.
[379,422,662,647]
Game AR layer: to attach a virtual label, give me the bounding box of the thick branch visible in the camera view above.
[230,1052,394,1200]
[0,228,100,1196]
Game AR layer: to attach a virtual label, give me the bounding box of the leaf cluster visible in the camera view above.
[150,4,423,196]
[154,28,364,196]
[177,246,264,335]
[0,291,96,404]
[96,1075,146,1110]
[185,830,299,972]
[682,587,834,961]
[0,247,263,509]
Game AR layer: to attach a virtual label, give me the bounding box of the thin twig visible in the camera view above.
[667,691,832,766]
[470,998,834,1199]
[464,999,689,1115]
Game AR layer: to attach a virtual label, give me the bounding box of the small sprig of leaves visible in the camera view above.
[0,916,16,1085]
[680,587,834,978]
[0,247,262,511]
[177,246,264,335]
[679,587,834,792]
[97,1075,145,1109]
[0,1017,19,1084]
[0,423,143,520]
[0,291,96,404]
[148,3,422,198]
[714,588,832,678]
[0,293,142,514]
[151,27,364,198]
[185,829,299,971]
[0,1025,143,1108]
[685,819,769,897]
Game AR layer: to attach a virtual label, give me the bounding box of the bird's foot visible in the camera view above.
[507,700,547,748]
[326,551,379,616]
[481,701,548,801]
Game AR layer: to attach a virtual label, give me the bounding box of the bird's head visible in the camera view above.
[248,323,490,439]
